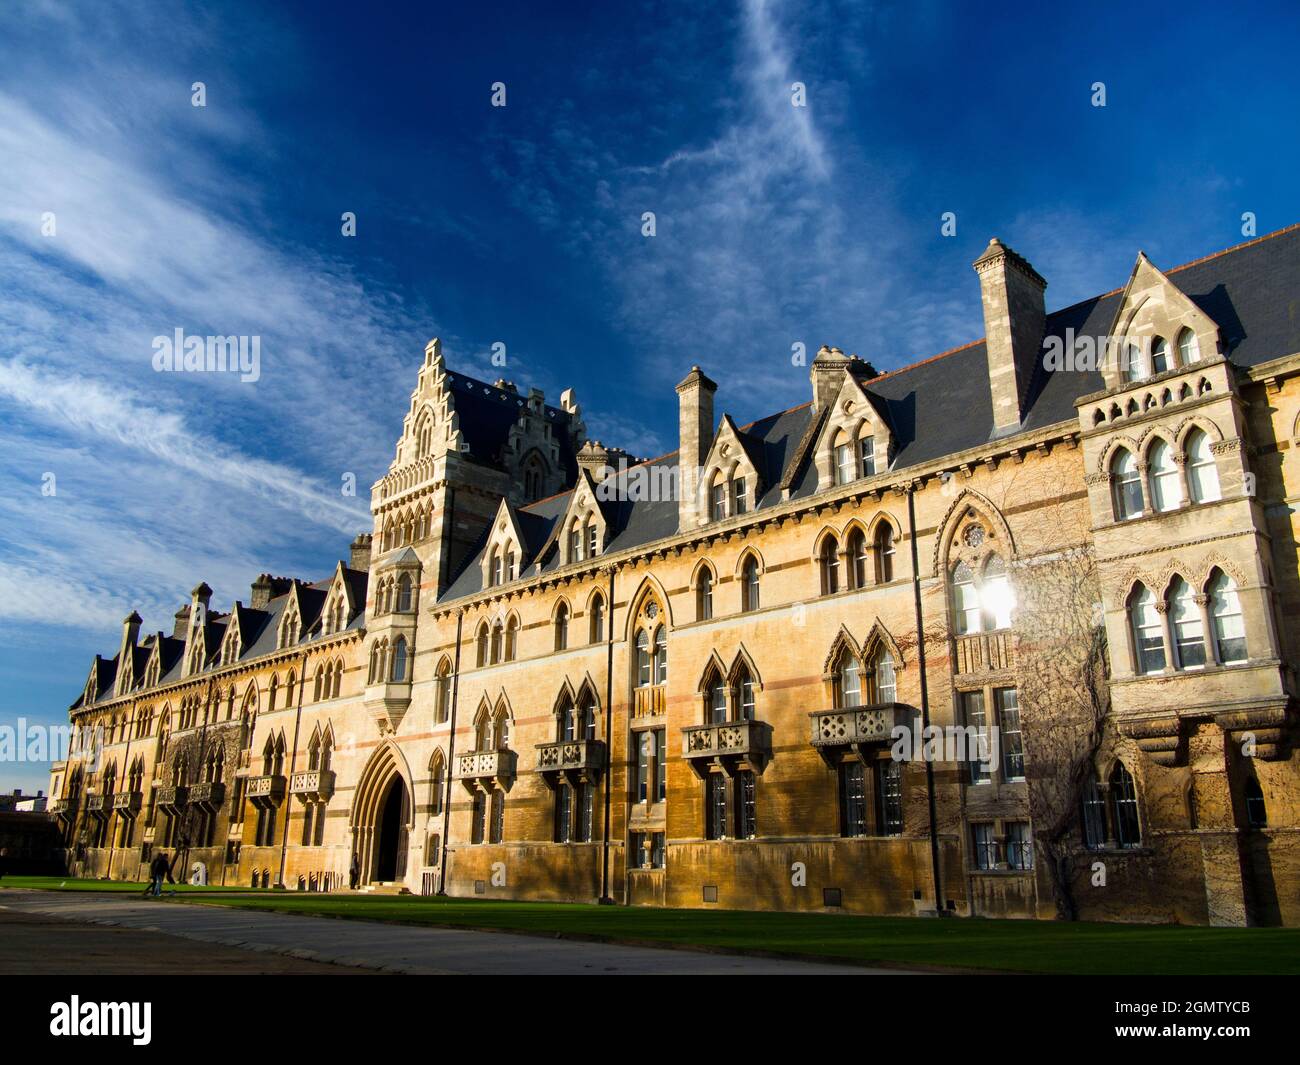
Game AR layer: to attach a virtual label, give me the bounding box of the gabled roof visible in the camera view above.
[441,372,582,476]
[435,225,1300,606]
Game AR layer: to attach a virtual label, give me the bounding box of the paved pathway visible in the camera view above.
[0,890,893,974]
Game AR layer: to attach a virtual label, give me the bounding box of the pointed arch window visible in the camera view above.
[504,615,518,661]
[1186,429,1220,503]
[489,549,502,587]
[636,630,651,687]
[554,603,569,652]
[1177,327,1200,365]
[833,432,855,485]
[981,556,1013,630]
[1109,763,1142,847]
[1081,775,1107,849]
[736,665,756,721]
[490,620,503,664]
[696,568,713,621]
[434,659,452,723]
[874,525,895,583]
[1129,584,1165,674]
[476,622,489,667]
[1122,342,1144,382]
[859,434,877,477]
[740,557,760,612]
[396,573,413,612]
[652,626,667,685]
[709,475,727,522]
[1168,578,1205,669]
[819,536,840,595]
[1149,440,1181,512]
[707,672,728,724]
[1209,570,1246,664]
[835,648,862,709]
[873,648,896,704]
[390,637,409,682]
[589,594,605,644]
[430,753,445,817]
[951,561,981,635]
[1150,336,1170,374]
[1111,448,1143,520]
[848,528,868,589]
[579,692,597,741]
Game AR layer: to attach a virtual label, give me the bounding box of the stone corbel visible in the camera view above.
[1214,705,1291,761]
[1121,715,1184,767]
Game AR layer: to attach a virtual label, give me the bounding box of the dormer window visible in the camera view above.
[1150,336,1170,374]
[733,477,748,514]
[710,479,726,521]
[859,436,877,476]
[569,526,582,561]
[834,441,854,485]
[1177,327,1200,364]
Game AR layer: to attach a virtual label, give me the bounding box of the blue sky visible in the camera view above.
[2,0,1298,792]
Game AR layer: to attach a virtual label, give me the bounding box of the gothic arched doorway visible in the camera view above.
[351,742,412,887]
[374,777,409,883]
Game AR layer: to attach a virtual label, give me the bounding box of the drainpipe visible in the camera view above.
[600,565,615,903]
[437,609,464,895]
[277,651,307,888]
[907,483,945,916]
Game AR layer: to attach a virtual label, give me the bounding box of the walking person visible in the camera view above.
[349,852,360,890]
[146,850,169,897]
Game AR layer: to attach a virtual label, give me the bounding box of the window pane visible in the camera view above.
[840,761,866,837]
[962,690,990,783]
[1130,586,1166,674]
[996,688,1024,781]
[1210,574,1246,663]
[876,760,903,836]
[1170,579,1205,669]
[655,728,667,802]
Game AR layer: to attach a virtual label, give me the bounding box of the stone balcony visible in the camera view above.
[453,749,516,788]
[155,784,188,810]
[190,781,226,808]
[245,774,286,803]
[111,791,142,814]
[952,629,1013,675]
[633,684,666,718]
[809,703,910,750]
[364,679,413,733]
[535,739,605,780]
[290,769,336,801]
[51,798,71,816]
[681,719,767,773]
[85,794,107,814]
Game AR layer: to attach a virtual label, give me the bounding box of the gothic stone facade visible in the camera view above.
[50,227,1300,926]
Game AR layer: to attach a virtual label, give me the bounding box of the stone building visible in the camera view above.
[50,226,1300,925]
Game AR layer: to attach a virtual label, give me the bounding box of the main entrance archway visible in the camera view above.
[351,742,412,887]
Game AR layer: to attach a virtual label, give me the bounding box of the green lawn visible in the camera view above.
[6,876,1295,973]
[0,876,248,894]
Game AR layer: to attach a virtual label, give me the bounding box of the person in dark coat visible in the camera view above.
[349,853,360,890]
[147,851,170,897]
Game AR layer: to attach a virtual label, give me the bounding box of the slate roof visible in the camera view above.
[437,225,1300,605]
[442,371,582,478]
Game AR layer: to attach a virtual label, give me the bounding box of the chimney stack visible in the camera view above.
[115,611,142,696]
[349,534,373,572]
[810,346,851,412]
[250,574,274,610]
[675,366,717,529]
[182,582,212,677]
[973,238,1047,434]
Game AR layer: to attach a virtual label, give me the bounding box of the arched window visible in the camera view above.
[267,675,278,713]
[1122,342,1144,382]
[1129,584,1165,674]
[981,556,1013,630]
[1109,763,1141,847]
[859,433,877,477]
[390,637,408,682]
[951,561,980,635]
[489,549,501,587]
[740,557,760,612]
[1186,429,1219,503]
[833,431,855,485]
[696,567,713,621]
[1148,439,1181,512]
[1177,327,1200,364]
[505,549,516,581]
[490,620,503,664]
[492,710,510,751]
[819,535,840,595]
[396,573,413,612]
[1208,570,1246,664]
[1168,578,1205,669]
[430,753,445,817]
[636,630,651,687]
[732,475,748,515]
[475,622,489,667]
[836,648,862,708]
[589,595,605,644]
[1244,778,1267,828]
[1150,336,1170,374]
[874,525,895,584]
[554,603,569,651]
[736,665,756,720]
[847,528,868,589]
[707,671,728,724]
[873,648,896,704]
[474,710,491,751]
[579,693,597,740]
[709,472,727,522]
[286,669,296,706]
[652,625,667,685]
[1111,448,1143,520]
[434,659,452,723]
[1081,776,1107,849]
[504,615,518,661]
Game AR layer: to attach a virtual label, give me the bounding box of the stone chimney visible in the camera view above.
[182,582,212,677]
[172,604,191,639]
[973,238,1047,434]
[115,611,142,696]
[675,365,717,528]
[810,346,851,412]
[577,441,626,484]
[349,533,373,572]
[250,574,274,610]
